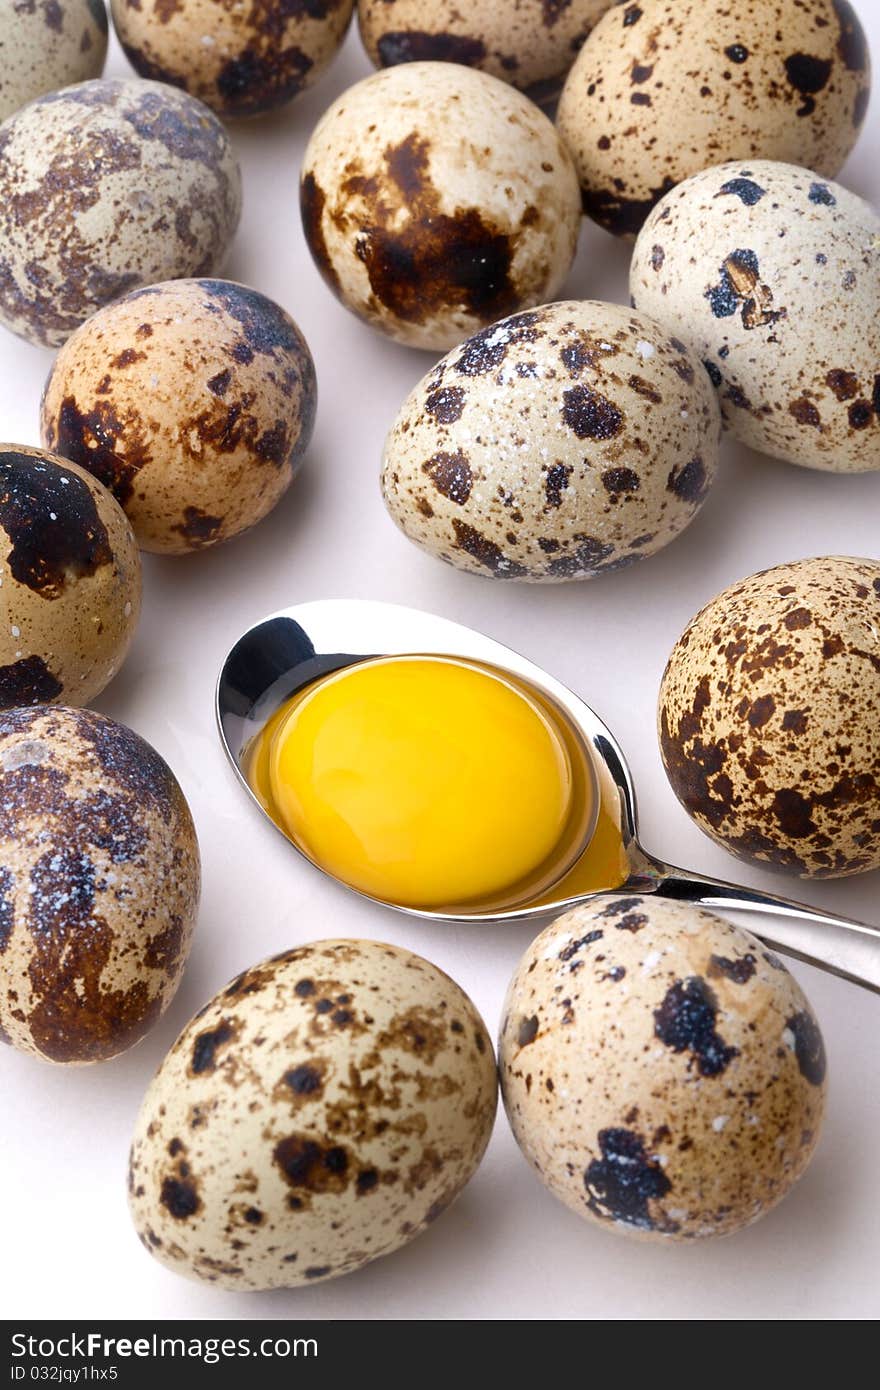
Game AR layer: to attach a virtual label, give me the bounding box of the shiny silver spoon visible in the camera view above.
[216,599,880,995]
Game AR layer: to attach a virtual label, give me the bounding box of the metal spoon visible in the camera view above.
[216,599,880,995]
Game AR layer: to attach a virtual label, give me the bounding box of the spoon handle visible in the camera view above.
[644,863,880,995]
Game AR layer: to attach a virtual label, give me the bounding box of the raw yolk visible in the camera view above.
[266,656,580,910]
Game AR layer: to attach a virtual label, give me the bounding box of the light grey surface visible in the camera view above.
[2,16,880,1321]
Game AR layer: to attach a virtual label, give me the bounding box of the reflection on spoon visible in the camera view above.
[216,599,880,995]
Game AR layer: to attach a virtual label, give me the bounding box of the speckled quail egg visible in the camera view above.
[0,78,241,348]
[40,279,316,554]
[111,0,354,119]
[630,161,880,471]
[300,62,582,352]
[128,939,498,1290]
[0,0,108,124]
[659,556,880,878]
[0,445,140,709]
[0,705,200,1063]
[557,0,871,238]
[381,300,722,581]
[500,895,827,1241]
[357,0,613,102]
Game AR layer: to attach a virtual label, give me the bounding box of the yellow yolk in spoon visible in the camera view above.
[257,655,592,911]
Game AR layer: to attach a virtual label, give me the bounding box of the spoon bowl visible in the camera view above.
[217,599,880,993]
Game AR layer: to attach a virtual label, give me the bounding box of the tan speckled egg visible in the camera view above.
[300,63,582,352]
[40,279,317,554]
[659,556,880,878]
[111,0,354,119]
[357,0,613,102]
[0,445,140,708]
[557,0,871,238]
[0,79,241,348]
[500,896,827,1241]
[630,161,880,472]
[381,300,721,581]
[0,0,108,123]
[128,939,498,1290]
[0,705,200,1064]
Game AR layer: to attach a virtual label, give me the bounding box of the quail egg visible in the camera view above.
[381,300,722,581]
[557,0,871,237]
[0,78,242,348]
[0,445,140,709]
[0,0,108,124]
[128,939,498,1290]
[357,0,613,102]
[630,160,880,471]
[0,705,200,1063]
[500,895,827,1241]
[659,555,880,877]
[40,279,317,555]
[300,62,582,351]
[111,0,354,119]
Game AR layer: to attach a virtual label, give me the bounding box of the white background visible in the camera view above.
[2,10,880,1323]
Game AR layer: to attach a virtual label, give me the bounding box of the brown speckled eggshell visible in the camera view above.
[381,300,721,581]
[659,556,880,877]
[0,0,108,124]
[300,62,582,352]
[40,279,317,554]
[0,79,242,348]
[630,160,880,471]
[0,445,141,709]
[111,0,354,119]
[357,0,613,102]
[557,0,871,238]
[500,896,826,1241]
[0,706,200,1064]
[128,939,498,1290]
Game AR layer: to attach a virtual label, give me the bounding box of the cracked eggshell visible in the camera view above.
[128,939,498,1290]
[0,78,242,348]
[300,62,582,352]
[499,896,826,1241]
[659,556,880,878]
[357,0,613,102]
[630,160,880,472]
[381,300,721,582]
[0,705,200,1064]
[110,0,354,119]
[0,445,141,709]
[557,0,871,238]
[40,279,317,555]
[0,0,108,124]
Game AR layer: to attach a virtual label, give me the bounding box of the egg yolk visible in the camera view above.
[264,655,584,910]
